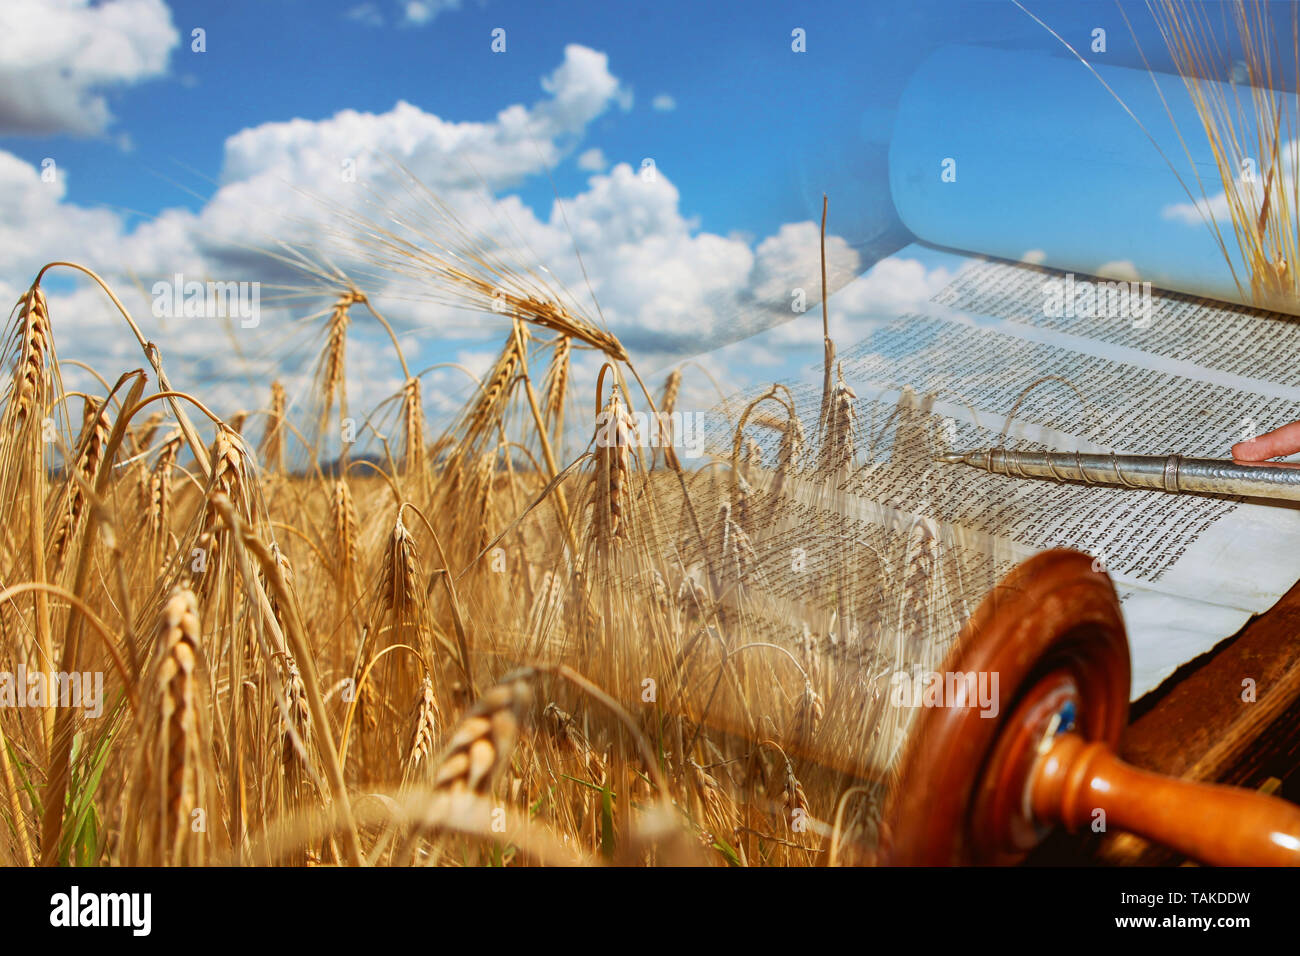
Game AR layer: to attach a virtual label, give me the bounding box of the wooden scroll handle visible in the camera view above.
[1033,731,1300,867]
[882,550,1300,865]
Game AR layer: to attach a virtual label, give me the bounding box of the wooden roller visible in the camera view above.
[879,549,1300,865]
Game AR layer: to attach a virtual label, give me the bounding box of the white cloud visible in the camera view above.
[1,43,913,447]
[540,45,631,127]
[1097,260,1140,281]
[0,45,639,425]
[1162,193,1229,226]
[1160,145,1300,227]
[403,0,461,26]
[749,221,860,307]
[345,3,386,27]
[576,148,608,172]
[0,150,124,269]
[344,0,461,28]
[214,45,629,203]
[456,348,498,381]
[1021,249,1046,265]
[765,256,955,349]
[651,94,677,112]
[0,0,178,135]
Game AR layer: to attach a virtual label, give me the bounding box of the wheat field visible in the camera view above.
[0,207,978,868]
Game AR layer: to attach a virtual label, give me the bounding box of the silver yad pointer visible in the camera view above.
[937,447,1300,503]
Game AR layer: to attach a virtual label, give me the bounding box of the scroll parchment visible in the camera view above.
[696,246,1300,700]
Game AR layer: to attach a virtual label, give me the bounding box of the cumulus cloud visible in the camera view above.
[403,0,461,26]
[219,48,627,193]
[749,221,859,308]
[651,94,677,112]
[1160,147,1300,227]
[1097,260,1140,281]
[763,256,956,349]
[1162,193,1229,227]
[0,43,948,443]
[0,150,124,269]
[576,148,608,172]
[0,0,178,135]
[0,45,639,418]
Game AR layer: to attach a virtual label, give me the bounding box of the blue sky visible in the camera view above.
[8,0,1236,257]
[0,0,1288,437]
[5,0,941,248]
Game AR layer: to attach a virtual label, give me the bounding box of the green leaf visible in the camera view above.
[529,784,555,818]
[559,773,613,796]
[600,786,615,861]
[712,837,741,867]
[60,727,114,866]
[8,740,42,817]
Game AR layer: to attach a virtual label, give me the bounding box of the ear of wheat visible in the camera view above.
[277,650,313,819]
[154,586,205,866]
[331,479,359,574]
[0,177,944,868]
[401,376,426,477]
[379,514,424,630]
[6,285,51,435]
[404,675,441,783]
[431,676,532,796]
[818,365,858,475]
[659,368,682,470]
[542,334,570,449]
[260,380,287,474]
[591,387,635,548]
[147,432,181,556]
[2,283,59,750]
[188,426,249,596]
[132,410,164,456]
[459,323,526,458]
[48,397,110,577]
[322,292,360,425]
